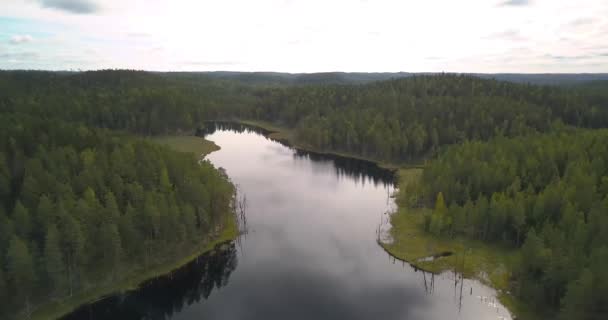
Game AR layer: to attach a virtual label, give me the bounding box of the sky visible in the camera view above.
[0,0,607,73]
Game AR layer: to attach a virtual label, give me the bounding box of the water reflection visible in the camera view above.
[61,243,238,320]
[199,121,395,187]
[62,126,512,320]
[196,121,274,138]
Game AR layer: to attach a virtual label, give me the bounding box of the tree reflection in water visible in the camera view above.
[61,242,238,320]
[198,121,395,188]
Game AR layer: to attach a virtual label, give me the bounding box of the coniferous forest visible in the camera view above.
[1,70,608,319]
[0,72,236,318]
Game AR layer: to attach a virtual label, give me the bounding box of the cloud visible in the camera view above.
[127,32,152,38]
[181,61,240,66]
[0,52,40,60]
[9,35,33,44]
[483,30,526,41]
[568,17,595,27]
[497,0,531,7]
[35,0,100,14]
[544,54,593,61]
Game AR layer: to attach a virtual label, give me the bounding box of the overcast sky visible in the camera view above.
[1,0,607,72]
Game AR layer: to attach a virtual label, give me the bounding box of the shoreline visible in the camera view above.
[379,168,542,320]
[27,214,238,320]
[34,124,530,320]
[149,135,221,157]
[225,121,535,320]
[233,119,424,172]
[23,137,235,320]
[378,210,542,319]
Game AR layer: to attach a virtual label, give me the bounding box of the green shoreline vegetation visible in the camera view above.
[0,115,238,320]
[150,135,221,157]
[21,136,234,320]
[27,216,238,320]
[234,117,605,320]
[2,70,608,320]
[381,130,608,320]
[380,169,537,319]
[236,120,416,171]
[238,119,535,318]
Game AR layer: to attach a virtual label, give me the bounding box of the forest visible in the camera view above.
[246,75,608,318]
[0,82,236,317]
[397,129,608,318]
[248,75,608,162]
[1,70,608,319]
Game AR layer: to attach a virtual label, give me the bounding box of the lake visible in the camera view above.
[62,124,512,320]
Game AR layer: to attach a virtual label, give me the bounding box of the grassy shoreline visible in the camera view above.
[149,135,221,157]
[379,168,542,320]
[231,120,538,319]
[26,214,239,320]
[380,209,544,319]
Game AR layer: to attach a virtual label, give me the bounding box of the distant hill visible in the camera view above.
[166,71,608,86]
[472,73,608,86]
[5,69,606,86]
[167,71,414,86]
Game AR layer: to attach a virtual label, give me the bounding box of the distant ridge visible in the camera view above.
[168,71,608,86]
[3,69,607,86]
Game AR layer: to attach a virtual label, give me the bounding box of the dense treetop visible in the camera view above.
[398,128,608,319]
[0,85,236,318]
[249,75,608,161]
[1,70,608,319]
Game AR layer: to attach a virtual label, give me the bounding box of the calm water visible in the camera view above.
[62,125,512,320]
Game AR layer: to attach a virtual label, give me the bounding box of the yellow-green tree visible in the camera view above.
[429,192,446,235]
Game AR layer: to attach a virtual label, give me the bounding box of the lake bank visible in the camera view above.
[214,120,530,319]
[21,136,234,320]
[26,214,238,320]
[149,135,221,157]
[234,119,424,171]
[57,125,515,320]
[380,168,544,320]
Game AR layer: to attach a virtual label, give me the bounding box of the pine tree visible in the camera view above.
[60,215,84,296]
[100,222,122,276]
[20,175,41,209]
[35,195,54,240]
[104,191,120,223]
[44,224,65,294]
[13,201,31,239]
[6,235,36,316]
[430,192,446,235]
[0,267,7,303]
[118,204,138,257]
[159,167,172,193]
[560,269,593,320]
[0,212,13,253]
[0,152,10,203]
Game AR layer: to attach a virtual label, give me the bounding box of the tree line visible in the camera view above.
[243,73,608,318]
[2,70,608,319]
[400,128,608,319]
[0,114,234,318]
[248,74,608,162]
[0,70,255,136]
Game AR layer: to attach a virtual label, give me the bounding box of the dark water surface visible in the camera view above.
[62,126,512,320]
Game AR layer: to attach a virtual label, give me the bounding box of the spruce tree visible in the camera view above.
[13,201,31,239]
[44,224,65,294]
[6,236,36,315]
